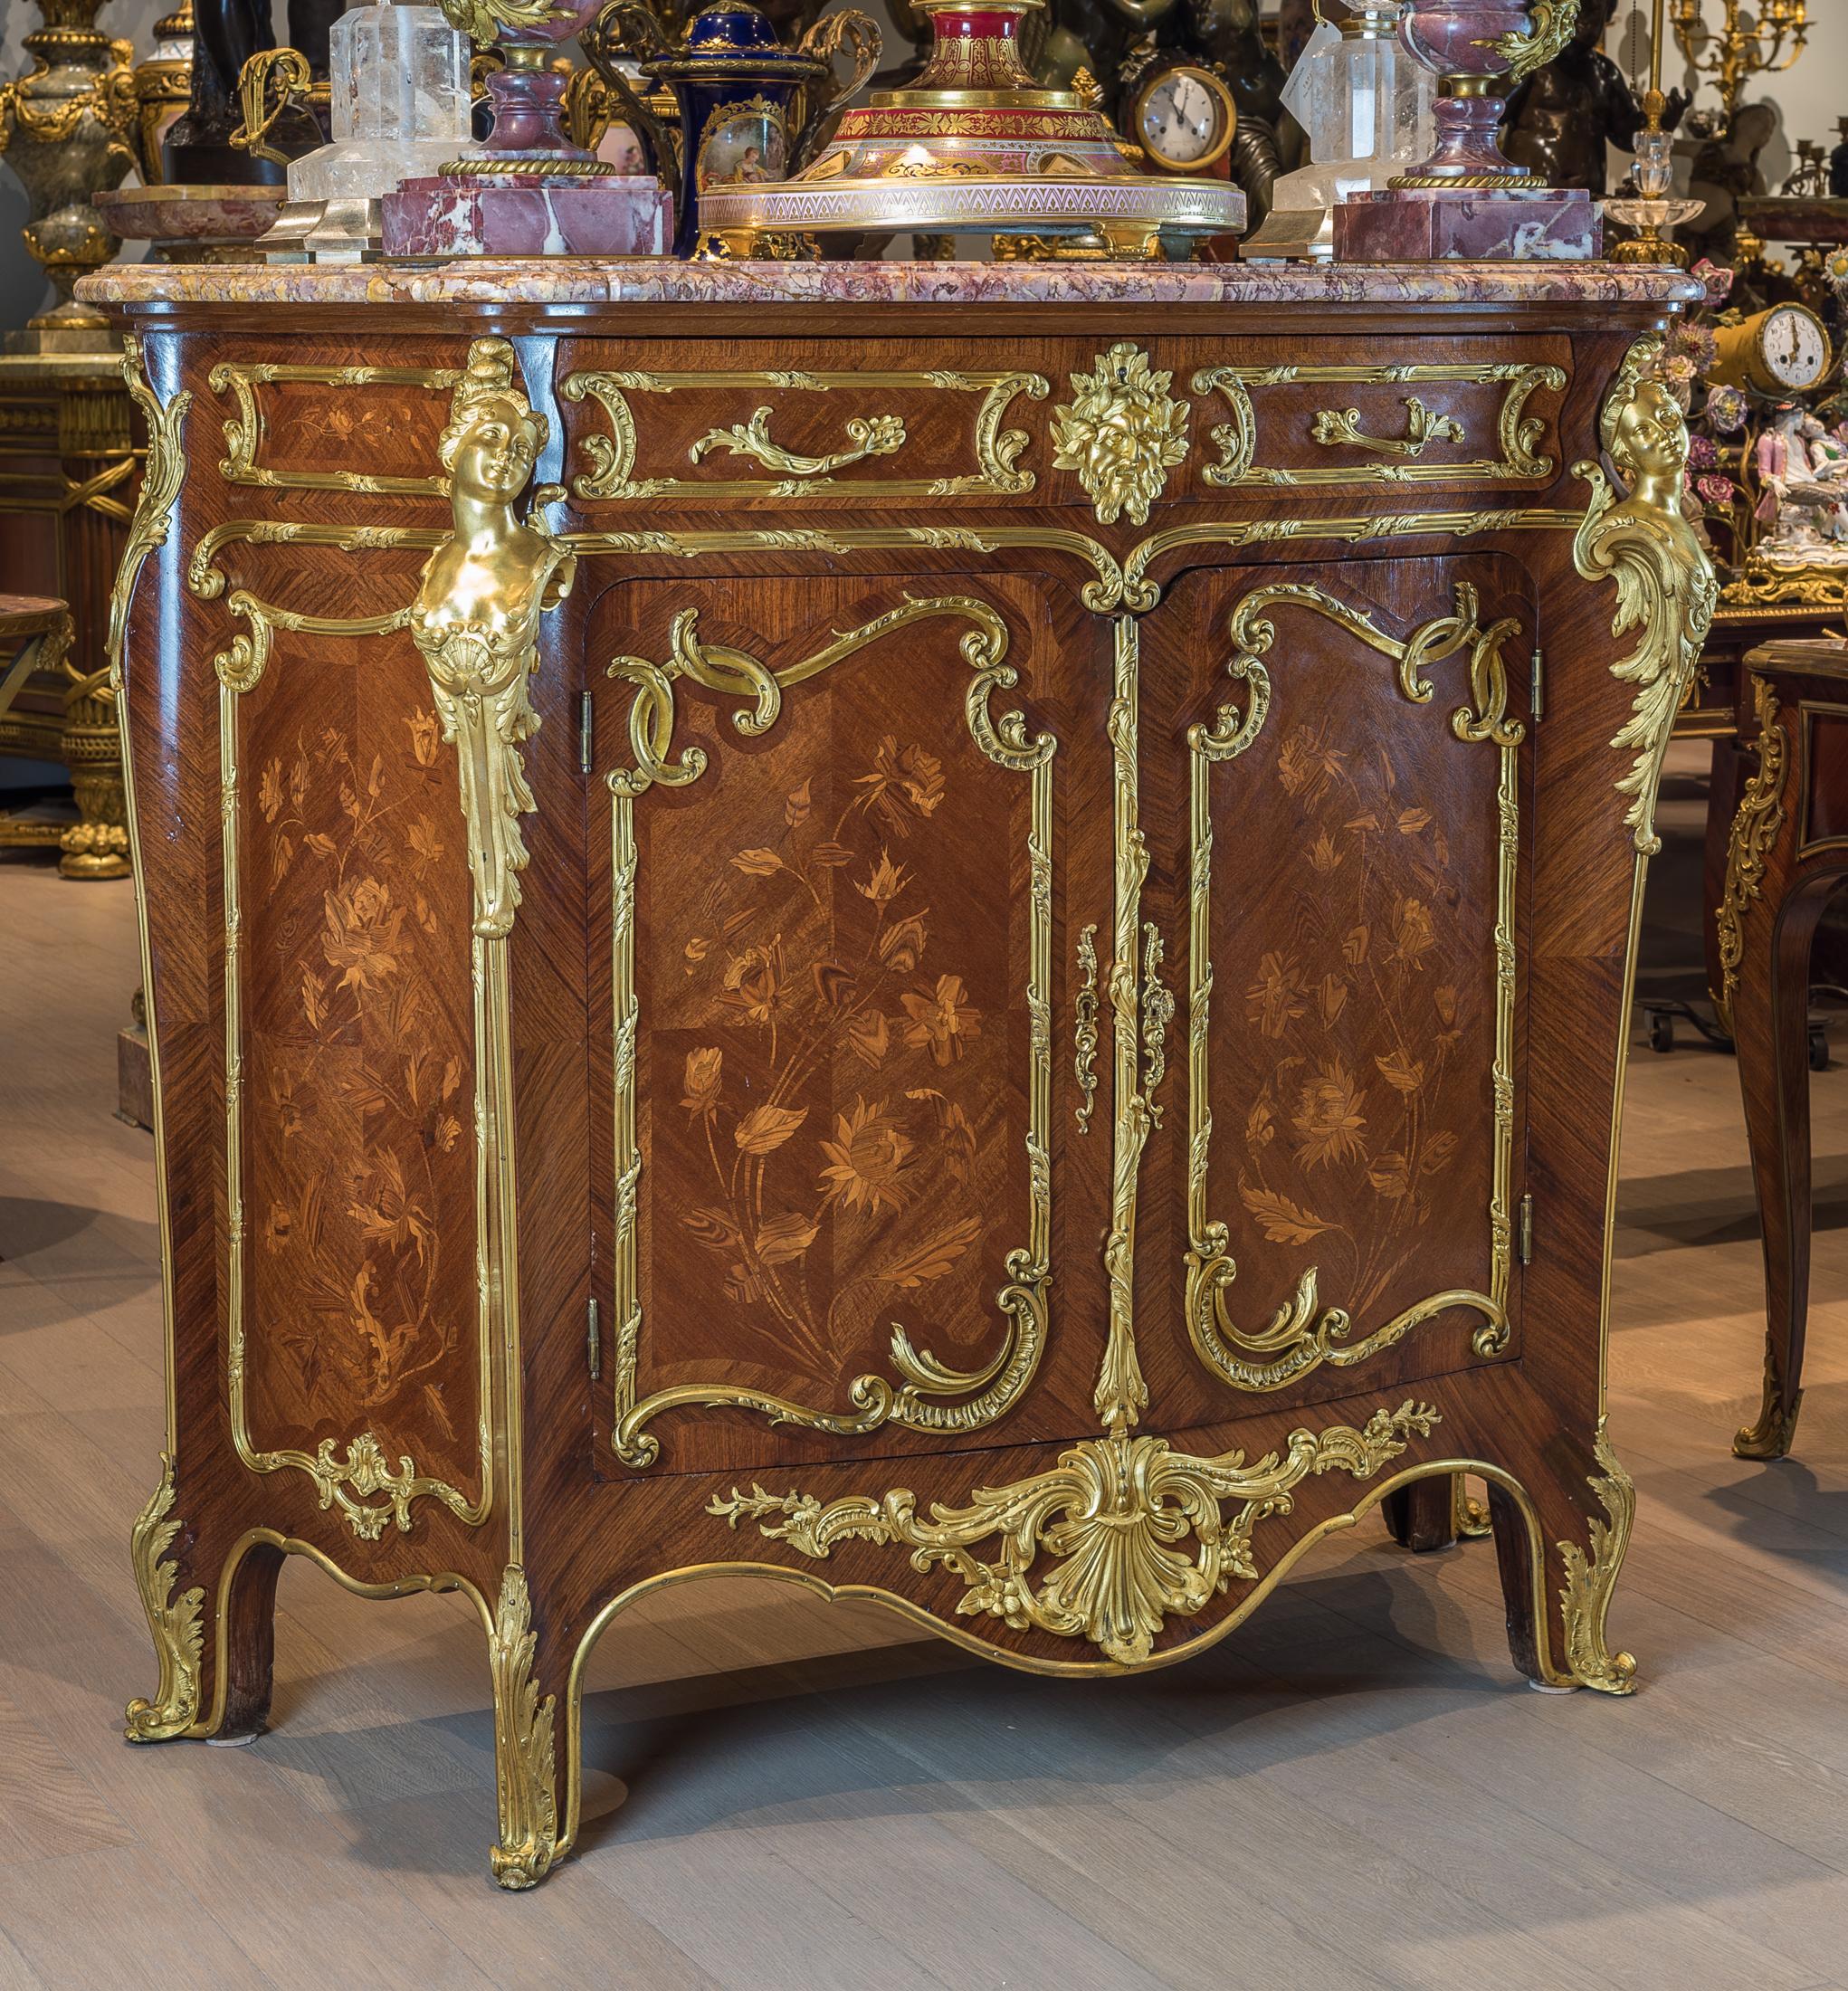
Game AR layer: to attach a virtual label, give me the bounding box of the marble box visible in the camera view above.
[381,175,672,257]
[1334,185,1599,262]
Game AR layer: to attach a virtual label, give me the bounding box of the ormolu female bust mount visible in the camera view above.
[410,340,576,940]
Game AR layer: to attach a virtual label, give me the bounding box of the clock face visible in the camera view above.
[1136,69,1233,172]
[1763,305,1830,390]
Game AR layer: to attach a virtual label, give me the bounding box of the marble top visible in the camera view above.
[79,256,1706,311]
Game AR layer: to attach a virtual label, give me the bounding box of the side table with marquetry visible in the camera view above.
[1713,634,1848,1460]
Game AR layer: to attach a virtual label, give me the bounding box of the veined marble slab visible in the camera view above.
[80,255,1705,311]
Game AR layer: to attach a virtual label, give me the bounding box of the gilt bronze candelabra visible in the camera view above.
[1670,0,1806,128]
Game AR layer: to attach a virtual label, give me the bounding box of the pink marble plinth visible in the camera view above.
[1334,186,1599,263]
[381,174,671,258]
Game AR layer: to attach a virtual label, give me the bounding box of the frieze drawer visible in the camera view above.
[556,346,1572,514]
[1191,358,1569,490]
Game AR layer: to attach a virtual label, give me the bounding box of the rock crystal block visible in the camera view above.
[289,5,477,205]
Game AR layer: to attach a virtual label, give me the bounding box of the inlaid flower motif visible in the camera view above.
[857,850,910,906]
[901,973,982,1065]
[1389,896,1435,967]
[1247,950,1306,1039]
[1276,719,1346,803]
[681,1047,724,1119]
[1291,1058,1367,1169]
[405,709,440,767]
[856,737,945,835]
[321,876,405,994]
[819,1097,913,1215]
[720,937,785,1028]
[878,913,929,973]
[1050,342,1190,528]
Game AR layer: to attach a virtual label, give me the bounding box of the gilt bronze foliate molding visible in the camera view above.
[710,1401,1442,1667]
[488,1564,559,1891]
[1711,673,1789,1034]
[561,365,1049,504]
[110,335,189,1452]
[125,1454,205,1741]
[1193,362,1566,491]
[1557,1420,1638,1694]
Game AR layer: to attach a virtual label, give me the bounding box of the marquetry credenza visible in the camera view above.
[84,257,1711,1890]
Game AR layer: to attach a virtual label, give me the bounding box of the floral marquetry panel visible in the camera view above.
[586,571,1114,1476]
[233,621,487,1513]
[1139,556,1535,1428]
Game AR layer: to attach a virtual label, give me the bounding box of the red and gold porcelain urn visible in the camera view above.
[698,0,1245,258]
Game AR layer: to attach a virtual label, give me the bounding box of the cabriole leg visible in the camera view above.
[488,1564,562,1891]
[213,1539,285,1740]
[1487,1433,1637,1697]
[1381,1475,1459,1552]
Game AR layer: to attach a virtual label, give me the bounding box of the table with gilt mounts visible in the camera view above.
[80,254,1712,1889]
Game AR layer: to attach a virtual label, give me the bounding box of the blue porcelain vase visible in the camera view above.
[642,5,831,257]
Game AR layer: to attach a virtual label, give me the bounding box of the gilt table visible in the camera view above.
[83,255,1711,1888]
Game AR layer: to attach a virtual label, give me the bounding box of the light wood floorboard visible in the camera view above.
[4,738,1848,1990]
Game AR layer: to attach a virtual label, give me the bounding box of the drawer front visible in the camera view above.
[1190,359,1567,490]
[556,337,1572,518]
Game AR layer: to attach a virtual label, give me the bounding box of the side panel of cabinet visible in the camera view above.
[1137,555,1536,1431]
[583,569,1114,1477]
[221,605,494,1520]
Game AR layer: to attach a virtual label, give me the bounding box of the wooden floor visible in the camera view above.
[4,745,1848,1990]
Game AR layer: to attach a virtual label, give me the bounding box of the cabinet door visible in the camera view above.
[585,570,1115,1477]
[1138,556,1536,1428]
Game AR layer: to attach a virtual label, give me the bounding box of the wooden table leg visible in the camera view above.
[1381,1476,1459,1552]
[1731,880,1832,1459]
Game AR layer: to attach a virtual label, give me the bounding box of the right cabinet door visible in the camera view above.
[1139,553,1538,1428]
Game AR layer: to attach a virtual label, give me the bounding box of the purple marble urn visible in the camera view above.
[1333,1,1597,262]
[1395,0,1576,187]
[382,0,673,256]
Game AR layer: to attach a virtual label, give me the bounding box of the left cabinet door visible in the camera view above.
[583,569,1116,1479]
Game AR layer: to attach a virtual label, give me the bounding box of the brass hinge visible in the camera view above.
[586,1295,601,1380]
[1529,646,1544,723]
[578,690,594,776]
[1518,1192,1534,1266]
